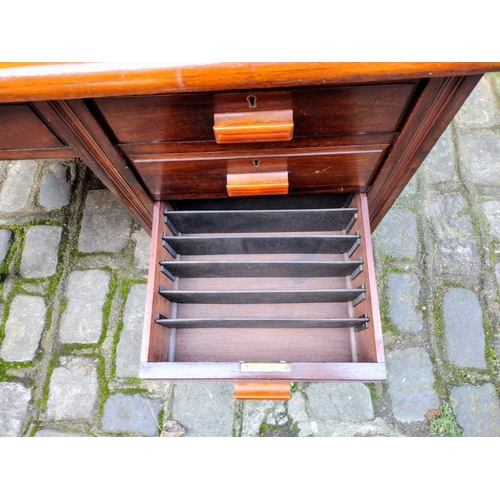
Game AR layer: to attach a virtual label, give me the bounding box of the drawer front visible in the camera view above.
[133,146,389,199]
[140,193,385,384]
[95,83,415,144]
[0,104,64,150]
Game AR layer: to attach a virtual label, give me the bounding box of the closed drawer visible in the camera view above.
[95,83,415,144]
[140,192,385,389]
[0,104,64,150]
[132,145,389,199]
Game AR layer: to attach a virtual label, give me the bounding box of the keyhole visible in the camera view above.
[253,160,260,168]
[247,95,257,108]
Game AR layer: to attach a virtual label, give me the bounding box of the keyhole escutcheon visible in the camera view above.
[247,95,257,108]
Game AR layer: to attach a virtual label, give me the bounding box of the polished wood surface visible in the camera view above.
[0,104,64,150]
[139,361,387,382]
[3,62,498,392]
[350,193,384,363]
[1,62,499,102]
[93,84,413,143]
[141,201,173,364]
[133,146,386,199]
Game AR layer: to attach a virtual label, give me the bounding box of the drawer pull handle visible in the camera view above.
[214,109,293,144]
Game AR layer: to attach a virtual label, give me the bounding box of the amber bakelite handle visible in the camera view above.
[234,382,291,400]
[226,171,288,197]
[214,110,293,144]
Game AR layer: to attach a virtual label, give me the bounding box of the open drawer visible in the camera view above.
[140,191,385,396]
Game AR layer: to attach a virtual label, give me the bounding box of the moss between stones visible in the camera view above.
[100,273,119,346]
[95,354,110,419]
[258,420,299,437]
[38,351,61,410]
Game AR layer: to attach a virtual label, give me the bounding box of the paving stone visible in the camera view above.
[386,273,423,334]
[305,383,374,430]
[241,400,288,437]
[421,126,457,185]
[0,382,31,436]
[78,189,133,253]
[0,295,46,361]
[287,391,316,436]
[0,160,38,212]
[373,209,418,260]
[59,270,110,344]
[101,393,162,436]
[20,225,62,278]
[46,357,99,420]
[0,228,12,265]
[455,78,500,128]
[425,193,480,278]
[458,131,500,186]
[39,162,72,208]
[490,73,500,100]
[315,418,402,437]
[450,384,500,436]
[399,174,416,196]
[35,429,87,437]
[115,284,147,378]
[386,348,439,422]
[171,382,235,436]
[132,229,151,269]
[443,288,486,369]
[482,200,500,239]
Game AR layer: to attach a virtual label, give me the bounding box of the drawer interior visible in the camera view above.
[140,192,385,382]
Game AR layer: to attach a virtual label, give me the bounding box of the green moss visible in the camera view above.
[365,382,377,403]
[113,387,148,396]
[432,291,446,359]
[157,406,165,436]
[258,418,299,437]
[38,352,61,410]
[95,354,110,419]
[379,299,398,338]
[483,318,500,377]
[100,273,119,345]
[59,298,68,314]
[429,403,462,437]
[124,377,143,385]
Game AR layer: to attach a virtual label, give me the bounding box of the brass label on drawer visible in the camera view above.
[240,362,291,373]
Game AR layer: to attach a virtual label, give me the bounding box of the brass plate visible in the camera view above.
[240,362,291,373]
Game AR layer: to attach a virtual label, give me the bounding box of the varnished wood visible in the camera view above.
[234,382,291,401]
[139,361,387,382]
[0,147,75,160]
[133,146,387,199]
[1,62,498,102]
[120,133,397,156]
[40,100,154,233]
[349,193,384,363]
[0,104,64,150]
[141,201,172,363]
[93,84,413,144]
[3,63,497,392]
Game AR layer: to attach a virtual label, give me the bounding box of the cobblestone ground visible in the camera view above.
[1,74,500,437]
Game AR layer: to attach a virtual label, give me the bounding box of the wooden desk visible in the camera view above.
[1,63,499,398]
